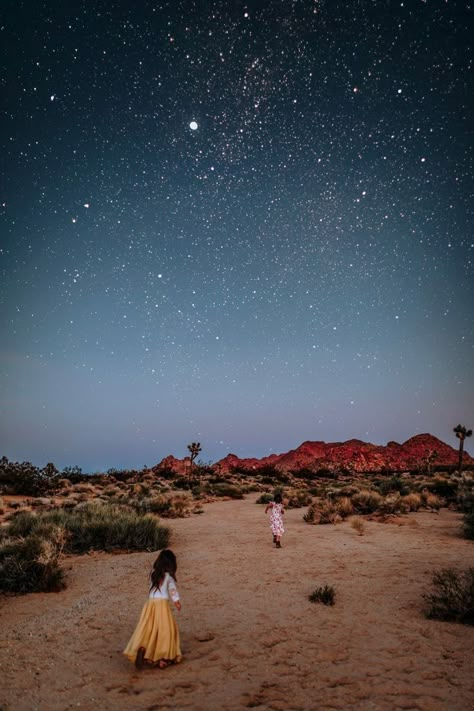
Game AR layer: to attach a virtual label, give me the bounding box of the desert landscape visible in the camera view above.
[1,435,473,710]
[0,498,473,709]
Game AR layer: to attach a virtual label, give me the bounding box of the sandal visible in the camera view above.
[158,659,169,669]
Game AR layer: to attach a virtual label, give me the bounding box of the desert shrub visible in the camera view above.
[377,476,411,496]
[57,478,73,489]
[204,482,244,499]
[351,489,383,514]
[60,466,85,483]
[6,505,169,553]
[258,465,282,480]
[0,524,67,594]
[425,476,458,501]
[303,500,341,525]
[0,457,61,496]
[73,482,96,494]
[286,490,313,508]
[291,468,316,480]
[456,476,474,513]
[423,568,474,625]
[242,483,260,493]
[153,467,177,480]
[420,491,442,510]
[106,468,139,482]
[173,477,200,491]
[314,468,337,479]
[336,497,354,518]
[463,513,474,540]
[381,493,402,514]
[148,495,192,518]
[207,475,227,484]
[400,493,422,512]
[350,517,366,535]
[309,585,335,606]
[0,496,4,515]
[331,484,360,498]
[102,485,122,497]
[256,493,273,505]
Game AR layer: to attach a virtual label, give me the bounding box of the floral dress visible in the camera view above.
[268,502,285,536]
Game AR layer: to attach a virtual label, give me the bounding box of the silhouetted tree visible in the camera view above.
[453,425,473,473]
[187,442,202,476]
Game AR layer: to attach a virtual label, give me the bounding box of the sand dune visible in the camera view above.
[1,497,473,710]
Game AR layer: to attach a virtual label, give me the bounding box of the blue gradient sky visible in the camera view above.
[1,0,472,471]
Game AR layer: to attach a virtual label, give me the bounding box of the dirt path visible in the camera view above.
[1,497,473,710]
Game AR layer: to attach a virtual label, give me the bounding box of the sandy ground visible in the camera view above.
[0,497,473,711]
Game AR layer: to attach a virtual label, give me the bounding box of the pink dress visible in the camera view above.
[268,502,285,536]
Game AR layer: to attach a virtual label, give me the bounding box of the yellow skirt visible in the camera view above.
[123,599,181,664]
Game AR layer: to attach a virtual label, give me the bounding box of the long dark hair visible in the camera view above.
[150,549,177,591]
[274,492,282,504]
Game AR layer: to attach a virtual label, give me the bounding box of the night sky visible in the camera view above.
[1,0,473,472]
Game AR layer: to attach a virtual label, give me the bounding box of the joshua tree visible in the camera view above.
[453,425,472,473]
[424,449,438,476]
[187,442,202,476]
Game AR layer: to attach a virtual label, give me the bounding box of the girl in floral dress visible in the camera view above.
[124,549,182,669]
[265,492,285,548]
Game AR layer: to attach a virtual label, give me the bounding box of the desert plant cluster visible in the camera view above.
[423,568,474,626]
[1,453,473,621]
[309,584,336,606]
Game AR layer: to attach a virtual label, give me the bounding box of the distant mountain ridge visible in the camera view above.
[155,434,472,475]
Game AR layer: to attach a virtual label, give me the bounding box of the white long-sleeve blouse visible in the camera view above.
[148,571,180,602]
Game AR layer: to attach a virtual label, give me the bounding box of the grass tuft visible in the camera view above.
[309,584,336,606]
[350,516,366,535]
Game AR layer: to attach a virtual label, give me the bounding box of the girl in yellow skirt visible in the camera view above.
[124,549,182,669]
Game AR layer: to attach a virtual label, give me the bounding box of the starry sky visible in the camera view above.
[1,0,473,472]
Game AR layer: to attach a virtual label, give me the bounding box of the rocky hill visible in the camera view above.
[154,434,472,475]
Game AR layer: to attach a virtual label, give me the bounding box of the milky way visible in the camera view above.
[1,0,472,471]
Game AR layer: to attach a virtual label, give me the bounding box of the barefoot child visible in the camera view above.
[265,492,285,548]
[124,549,182,669]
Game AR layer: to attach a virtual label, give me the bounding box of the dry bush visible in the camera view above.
[57,478,72,489]
[61,498,80,509]
[421,492,442,510]
[400,493,422,512]
[309,584,335,606]
[423,568,474,625]
[73,483,97,494]
[350,516,366,536]
[303,500,341,525]
[286,490,313,508]
[30,497,53,508]
[0,496,4,515]
[351,489,384,514]
[332,484,360,498]
[336,497,354,517]
[381,493,402,514]
[102,485,122,497]
[464,513,474,539]
[151,494,193,518]
[0,523,67,594]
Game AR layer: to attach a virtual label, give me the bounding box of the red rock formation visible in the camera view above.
[154,433,472,475]
[152,455,190,476]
